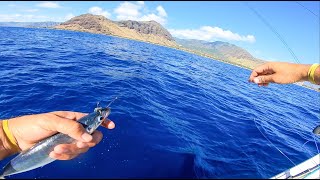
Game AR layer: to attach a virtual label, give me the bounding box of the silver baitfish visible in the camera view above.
[0,106,111,178]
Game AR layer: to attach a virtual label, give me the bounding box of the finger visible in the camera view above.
[49,151,78,160]
[54,143,89,155]
[249,64,274,82]
[101,119,115,129]
[42,115,93,142]
[253,75,275,84]
[51,111,88,121]
[249,71,259,82]
[249,65,267,82]
[76,130,103,148]
[258,83,269,87]
[253,63,273,74]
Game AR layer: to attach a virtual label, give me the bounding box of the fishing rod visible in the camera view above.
[295,1,319,19]
[243,2,301,64]
[243,2,320,178]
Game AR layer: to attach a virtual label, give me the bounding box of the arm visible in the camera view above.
[0,111,115,161]
[248,62,320,86]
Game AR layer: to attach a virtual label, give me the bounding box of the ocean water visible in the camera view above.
[0,27,319,179]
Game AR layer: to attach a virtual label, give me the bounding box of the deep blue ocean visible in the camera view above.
[0,27,319,179]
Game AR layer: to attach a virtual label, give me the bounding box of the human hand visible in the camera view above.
[248,62,311,86]
[2,111,115,160]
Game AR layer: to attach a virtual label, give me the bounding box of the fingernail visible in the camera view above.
[254,77,260,84]
[81,133,92,142]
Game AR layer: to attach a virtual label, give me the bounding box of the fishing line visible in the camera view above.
[253,118,303,172]
[312,136,320,155]
[291,119,320,147]
[300,136,320,170]
[312,136,320,169]
[295,1,319,19]
[254,118,319,174]
[287,119,320,166]
[244,2,320,174]
[302,140,310,148]
[300,137,319,167]
[296,118,320,166]
[106,96,118,108]
[243,2,301,64]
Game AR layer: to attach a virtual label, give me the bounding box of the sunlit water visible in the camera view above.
[0,27,319,178]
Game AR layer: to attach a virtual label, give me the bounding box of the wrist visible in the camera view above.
[299,64,312,82]
[0,120,20,160]
[314,65,320,85]
[308,64,320,85]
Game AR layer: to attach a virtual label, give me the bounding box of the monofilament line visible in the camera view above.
[253,118,305,173]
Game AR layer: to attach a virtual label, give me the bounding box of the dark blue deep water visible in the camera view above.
[0,27,319,179]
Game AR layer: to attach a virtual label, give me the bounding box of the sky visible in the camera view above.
[0,1,319,64]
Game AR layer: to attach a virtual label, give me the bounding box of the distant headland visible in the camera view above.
[1,14,318,91]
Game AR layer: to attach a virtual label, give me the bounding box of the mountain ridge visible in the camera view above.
[175,38,256,60]
[52,14,264,69]
[53,13,177,47]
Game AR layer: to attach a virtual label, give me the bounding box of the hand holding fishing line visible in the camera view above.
[249,62,320,179]
[249,62,320,86]
[0,111,115,161]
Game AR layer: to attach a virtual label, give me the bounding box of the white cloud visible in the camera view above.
[88,6,111,18]
[140,13,166,25]
[169,26,256,43]
[37,2,60,8]
[114,1,142,20]
[65,13,75,21]
[0,14,52,22]
[156,6,167,17]
[113,2,168,25]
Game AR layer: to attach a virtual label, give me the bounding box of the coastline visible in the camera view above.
[50,27,257,71]
[46,27,319,92]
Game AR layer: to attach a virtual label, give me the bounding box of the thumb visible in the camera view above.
[44,114,93,143]
[253,75,275,84]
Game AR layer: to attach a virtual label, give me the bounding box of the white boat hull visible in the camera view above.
[271,153,320,179]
